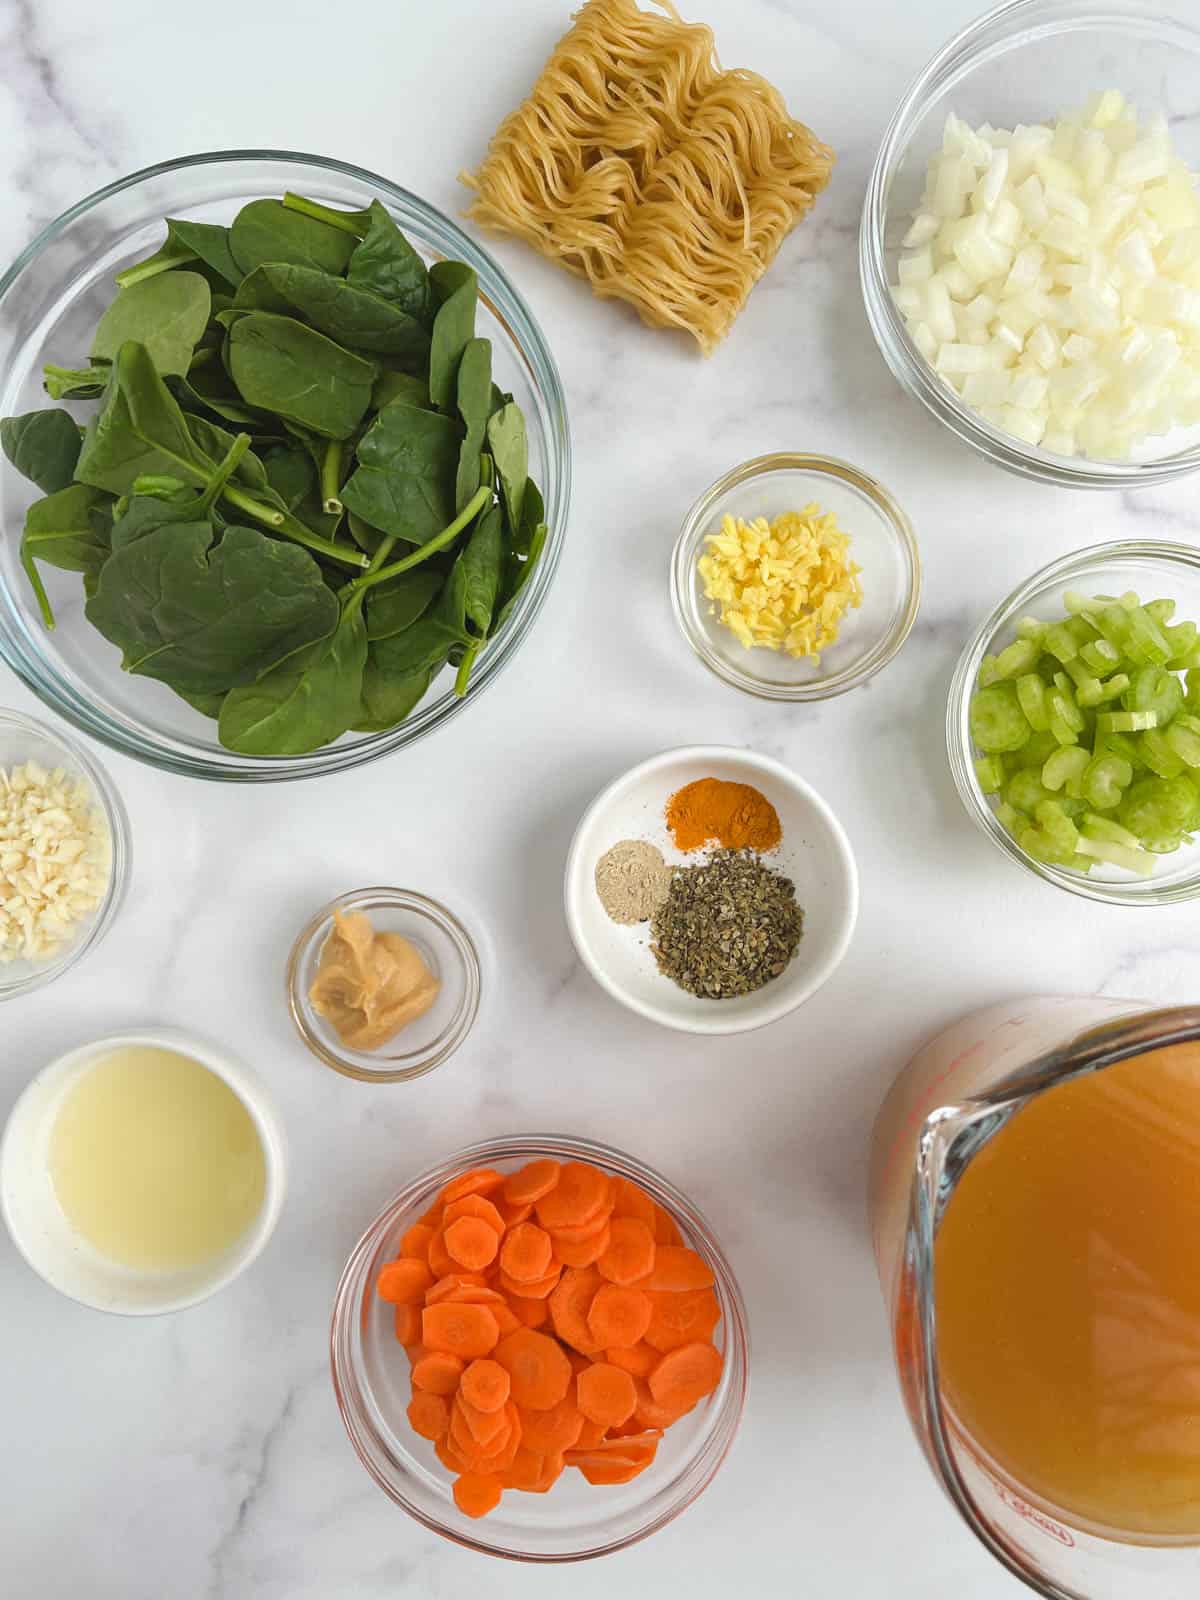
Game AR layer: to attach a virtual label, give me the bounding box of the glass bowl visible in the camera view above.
[860,0,1200,488]
[671,453,919,701]
[0,152,570,781]
[948,540,1200,904]
[330,1134,749,1561]
[0,708,129,998]
[287,887,480,1082]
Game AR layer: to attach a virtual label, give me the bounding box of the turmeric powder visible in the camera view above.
[665,777,782,853]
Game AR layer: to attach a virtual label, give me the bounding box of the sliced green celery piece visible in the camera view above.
[1043,622,1079,663]
[993,800,1024,835]
[1145,598,1176,624]
[1042,746,1089,795]
[1072,674,1105,706]
[1094,727,1144,770]
[1098,710,1157,733]
[1082,755,1133,810]
[1122,665,1183,725]
[1078,672,1129,708]
[1015,673,1050,733]
[1119,775,1199,847]
[1095,605,1135,657]
[1015,729,1060,769]
[974,755,1005,793]
[1165,621,1197,666]
[1035,799,1080,853]
[1138,727,1185,778]
[1082,814,1141,849]
[1074,834,1156,875]
[1050,688,1085,733]
[1064,614,1099,645]
[970,684,1031,753]
[1007,769,1054,815]
[1124,606,1171,665]
[1015,616,1046,644]
[991,638,1040,680]
[1079,638,1122,676]
[1165,715,1200,769]
[1188,668,1200,711]
[1019,824,1076,867]
[978,653,1001,688]
[1049,711,1080,747]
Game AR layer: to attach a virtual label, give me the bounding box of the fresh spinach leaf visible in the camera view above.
[365,567,443,640]
[1,409,82,493]
[353,656,433,732]
[486,401,528,534]
[86,521,338,692]
[19,484,112,627]
[510,477,543,559]
[91,271,212,378]
[170,367,273,431]
[76,342,218,496]
[373,369,429,412]
[43,363,110,401]
[236,263,428,361]
[347,200,432,323]
[173,685,227,719]
[340,401,460,541]
[495,510,548,634]
[117,219,241,291]
[367,561,470,679]
[218,593,367,754]
[259,442,315,511]
[427,262,477,410]
[459,503,503,635]
[229,199,356,278]
[454,338,492,512]
[228,313,376,440]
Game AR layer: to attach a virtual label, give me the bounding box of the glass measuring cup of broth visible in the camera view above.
[869,997,1200,1599]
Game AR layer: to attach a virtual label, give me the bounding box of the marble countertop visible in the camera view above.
[3,1,1198,1595]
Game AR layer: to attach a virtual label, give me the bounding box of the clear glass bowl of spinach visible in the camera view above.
[0,153,569,780]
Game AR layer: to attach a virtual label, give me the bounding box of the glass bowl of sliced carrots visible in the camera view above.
[330,1134,749,1560]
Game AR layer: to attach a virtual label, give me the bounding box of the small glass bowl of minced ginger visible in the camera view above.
[670,452,921,701]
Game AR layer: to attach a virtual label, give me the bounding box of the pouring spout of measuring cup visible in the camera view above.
[869,996,1200,1600]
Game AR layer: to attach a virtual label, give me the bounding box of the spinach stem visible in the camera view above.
[346,486,490,597]
[321,439,344,516]
[115,252,197,290]
[281,192,367,238]
[220,482,369,569]
[199,433,252,514]
[454,641,482,697]
[222,484,284,527]
[21,548,55,630]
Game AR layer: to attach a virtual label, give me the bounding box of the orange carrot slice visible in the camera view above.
[503,1158,561,1206]
[587,1285,652,1349]
[376,1258,434,1305]
[499,1265,561,1300]
[494,1328,573,1410]
[553,1221,611,1268]
[641,1245,714,1293]
[444,1193,506,1237]
[518,1389,585,1454]
[535,1162,610,1230]
[444,1215,500,1271]
[574,1415,608,1449]
[453,1472,502,1518]
[491,1301,523,1338]
[460,1358,510,1414]
[406,1390,450,1440]
[548,1265,603,1355]
[648,1341,723,1411]
[393,1304,421,1346]
[611,1177,657,1229]
[455,1394,510,1448]
[604,1341,657,1378]
[426,1271,489,1305]
[509,1293,549,1329]
[644,1287,720,1352]
[576,1362,637,1427]
[500,1445,564,1493]
[652,1204,683,1246]
[411,1351,465,1396]
[427,1229,455,1280]
[573,1456,651,1486]
[597,1217,656,1285]
[400,1222,435,1262]
[440,1167,506,1206]
[499,1221,554,1283]
[496,1196,533,1229]
[632,1377,692,1431]
[422,1302,500,1360]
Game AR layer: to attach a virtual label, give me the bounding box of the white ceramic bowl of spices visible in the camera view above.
[564,746,858,1035]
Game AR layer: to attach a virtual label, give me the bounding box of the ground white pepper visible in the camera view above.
[594,839,673,925]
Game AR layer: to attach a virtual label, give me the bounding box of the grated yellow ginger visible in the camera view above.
[697,504,862,660]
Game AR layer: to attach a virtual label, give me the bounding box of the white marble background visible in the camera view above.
[2,1,1197,1596]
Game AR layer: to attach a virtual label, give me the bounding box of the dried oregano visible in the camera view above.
[650,848,803,999]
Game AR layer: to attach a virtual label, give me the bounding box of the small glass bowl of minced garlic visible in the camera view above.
[287,888,481,1082]
[671,452,921,702]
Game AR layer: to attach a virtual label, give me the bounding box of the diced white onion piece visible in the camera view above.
[1027,323,1060,369]
[1011,372,1049,409]
[1014,175,1050,228]
[962,370,1012,407]
[940,261,974,299]
[903,212,940,248]
[963,292,996,327]
[1001,405,1047,444]
[994,322,1025,352]
[1116,140,1169,187]
[932,155,971,219]
[1042,428,1077,455]
[1087,90,1126,129]
[1116,227,1156,281]
[1062,333,1095,362]
[924,276,957,342]
[977,147,1010,211]
[936,342,992,374]
[892,284,923,318]
[899,247,934,283]
[1003,244,1044,295]
[911,321,938,362]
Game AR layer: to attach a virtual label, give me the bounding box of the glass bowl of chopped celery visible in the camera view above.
[949,541,1200,903]
[861,0,1200,487]
[671,453,920,701]
[0,707,130,997]
[0,153,569,781]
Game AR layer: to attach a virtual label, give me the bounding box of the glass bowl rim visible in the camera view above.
[286,885,481,1082]
[859,0,1200,489]
[670,451,921,702]
[0,706,130,997]
[0,148,571,782]
[947,537,1200,904]
[329,1131,750,1562]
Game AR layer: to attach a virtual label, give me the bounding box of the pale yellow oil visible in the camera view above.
[49,1045,266,1271]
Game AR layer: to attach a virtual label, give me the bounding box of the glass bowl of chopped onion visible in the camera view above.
[861,0,1200,487]
[671,453,920,701]
[0,708,129,998]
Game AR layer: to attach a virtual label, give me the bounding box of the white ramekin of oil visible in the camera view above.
[0,1029,286,1314]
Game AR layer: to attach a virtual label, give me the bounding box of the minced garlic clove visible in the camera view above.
[0,761,112,964]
